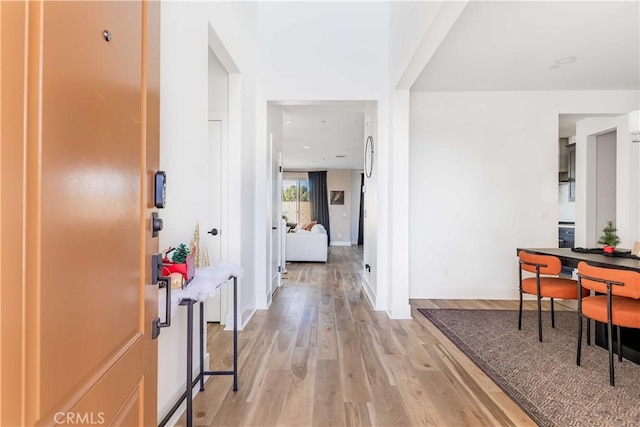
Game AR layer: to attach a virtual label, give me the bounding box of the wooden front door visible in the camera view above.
[0,1,160,425]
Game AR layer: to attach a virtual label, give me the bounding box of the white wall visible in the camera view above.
[267,104,283,153]
[350,171,362,245]
[255,2,390,311]
[327,169,352,245]
[257,2,389,100]
[389,1,443,87]
[386,1,464,319]
[158,1,257,422]
[208,48,228,112]
[409,90,639,300]
[558,183,575,222]
[283,171,309,181]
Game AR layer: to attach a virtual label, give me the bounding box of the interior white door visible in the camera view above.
[271,138,282,297]
[206,120,223,322]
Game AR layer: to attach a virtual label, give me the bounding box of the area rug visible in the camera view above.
[417,309,640,427]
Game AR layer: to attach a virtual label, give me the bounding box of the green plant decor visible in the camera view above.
[172,243,190,263]
[598,221,621,247]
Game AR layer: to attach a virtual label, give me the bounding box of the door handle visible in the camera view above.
[272,226,277,230]
[151,253,172,338]
[208,228,219,236]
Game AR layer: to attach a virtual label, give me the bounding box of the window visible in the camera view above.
[282,179,311,225]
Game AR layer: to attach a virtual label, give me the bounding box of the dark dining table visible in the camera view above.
[519,247,640,272]
[517,247,640,364]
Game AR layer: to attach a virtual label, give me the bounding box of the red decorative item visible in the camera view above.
[162,254,195,283]
[603,246,615,254]
[161,244,196,283]
[161,266,172,277]
[163,260,187,278]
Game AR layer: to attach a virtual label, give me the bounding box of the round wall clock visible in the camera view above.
[364,135,374,178]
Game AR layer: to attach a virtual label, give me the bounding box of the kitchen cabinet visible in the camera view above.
[558,138,569,182]
[559,226,575,276]
[558,138,569,173]
[558,227,575,248]
[568,144,576,201]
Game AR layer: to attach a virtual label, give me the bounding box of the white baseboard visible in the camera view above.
[241,307,256,329]
[159,353,211,427]
[388,303,412,320]
[361,276,376,309]
[411,287,530,300]
[330,241,352,246]
[266,289,273,308]
[224,307,255,331]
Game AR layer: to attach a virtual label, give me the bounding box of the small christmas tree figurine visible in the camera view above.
[598,221,621,252]
[172,243,190,263]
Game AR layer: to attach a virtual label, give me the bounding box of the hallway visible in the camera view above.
[177,246,534,426]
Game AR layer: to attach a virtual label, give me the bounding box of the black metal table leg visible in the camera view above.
[184,299,194,427]
[199,301,205,392]
[202,277,239,391]
[233,276,238,391]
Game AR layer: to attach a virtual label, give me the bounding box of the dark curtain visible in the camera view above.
[308,171,330,244]
[358,173,364,245]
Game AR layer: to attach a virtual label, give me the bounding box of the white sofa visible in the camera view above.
[285,224,328,262]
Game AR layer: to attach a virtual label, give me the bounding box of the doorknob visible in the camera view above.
[208,228,219,236]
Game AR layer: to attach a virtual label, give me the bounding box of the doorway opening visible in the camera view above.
[266,101,376,306]
[558,113,638,249]
[594,130,617,243]
[204,46,229,325]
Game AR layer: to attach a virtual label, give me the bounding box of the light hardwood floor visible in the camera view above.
[177,246,573,426]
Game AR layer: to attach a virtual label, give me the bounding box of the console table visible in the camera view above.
[157,264,242,427]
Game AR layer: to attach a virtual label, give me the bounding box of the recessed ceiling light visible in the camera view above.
[336,155,346,158]
[303,146,311,149]
[284,120,292,124]
[321,120,327,124]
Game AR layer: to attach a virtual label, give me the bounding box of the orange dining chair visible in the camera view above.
[576,261,640,386]
[518,251,588,342]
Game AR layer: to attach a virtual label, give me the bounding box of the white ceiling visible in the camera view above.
[412,1,640,92]
[280,103,368,170]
